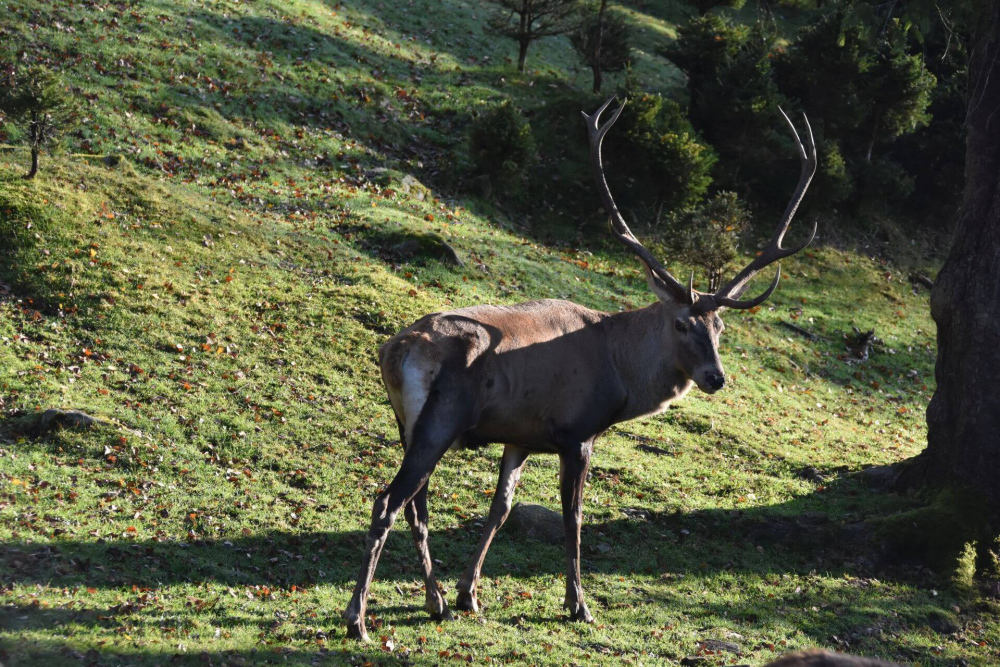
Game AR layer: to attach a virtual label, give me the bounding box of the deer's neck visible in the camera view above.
[606,301,692,421]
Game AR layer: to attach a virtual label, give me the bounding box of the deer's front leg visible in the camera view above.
[559,441,594,623]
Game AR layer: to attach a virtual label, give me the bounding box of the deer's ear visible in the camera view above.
[642,262,681,304]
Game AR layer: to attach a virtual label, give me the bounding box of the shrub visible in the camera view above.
[468,100,537,196]
[661,191,750,292]
[855,158,914,219]
[606,80,716,220]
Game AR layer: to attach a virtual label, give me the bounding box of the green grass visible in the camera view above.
[1,0,997,665]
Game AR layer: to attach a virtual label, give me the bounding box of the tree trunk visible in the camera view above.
[592,0,607,93]
[517,38,530,73]
[25,116,40,179]
[921,1,1000,527]
[25,147,39,179]
[517,7,531,73]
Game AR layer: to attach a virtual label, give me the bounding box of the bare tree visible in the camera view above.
[487,0,581,73]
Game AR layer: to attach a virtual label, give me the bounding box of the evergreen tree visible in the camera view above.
[0,65,78,179]
[570,1,632,93]
[664,16,785,195]
[486,0,581,73]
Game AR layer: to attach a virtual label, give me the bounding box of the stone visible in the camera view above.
[32,409,102,435]
[508,503,563,544]
[401,174,428,201]
[388,231,462,266]
[927,609,960,635]
[697,638,741,655]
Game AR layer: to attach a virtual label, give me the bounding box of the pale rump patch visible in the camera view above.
[399,353,439,445]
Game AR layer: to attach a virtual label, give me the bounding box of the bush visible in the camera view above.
[855,158,914,219]
[606,79,716,220]
[661,191,750,292]
[468,100,536,196]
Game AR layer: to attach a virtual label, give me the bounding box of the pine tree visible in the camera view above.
[0,65,78,179]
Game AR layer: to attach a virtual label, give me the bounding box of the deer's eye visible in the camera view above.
[674,320,687,333]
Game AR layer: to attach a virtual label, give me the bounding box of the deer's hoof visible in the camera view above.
[345,619,369,642]
[455,590,479,613]
[565,603,594,623]
[426,597,454,621]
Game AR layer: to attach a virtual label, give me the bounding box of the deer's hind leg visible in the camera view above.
[455,444,529,612]
[394,412,452,621]
[345,364,474,641]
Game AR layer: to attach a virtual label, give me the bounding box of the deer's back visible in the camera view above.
[379,299,626,450]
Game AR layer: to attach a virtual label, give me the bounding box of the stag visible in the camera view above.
[344,97,817,640]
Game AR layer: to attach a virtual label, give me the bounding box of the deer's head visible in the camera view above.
[583,97,818,395]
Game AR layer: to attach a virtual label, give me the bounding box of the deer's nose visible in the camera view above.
[705,372,726,391]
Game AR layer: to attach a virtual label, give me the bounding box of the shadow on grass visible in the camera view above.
[1,471,925,591]
[0,469,962,665]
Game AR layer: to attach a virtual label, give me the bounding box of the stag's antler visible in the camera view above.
[711,108,818,310]
[582,96,694,305]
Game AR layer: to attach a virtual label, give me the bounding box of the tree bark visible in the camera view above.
[517,38,530,73]
[517,6,531,73]
[592,0,607,93]
[25,147,38,179]
[921,2,1000,526]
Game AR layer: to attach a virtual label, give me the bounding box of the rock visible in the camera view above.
[508,503,563,544]
[596,542,612,553]
[102,154,122,168]
[387,230,462,266]
[620,507,651,521]
[799,466,828,483]
[400,174,428,201]
[697,638,741,655]
[927,609,960,635]
[202,234,215,248]
[31,409,102,436]
[472,174,492,199]
[680,658,708,666]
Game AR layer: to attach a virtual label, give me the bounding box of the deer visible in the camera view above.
[343,96,817,641]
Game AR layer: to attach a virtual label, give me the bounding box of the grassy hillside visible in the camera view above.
[1,1,996,665]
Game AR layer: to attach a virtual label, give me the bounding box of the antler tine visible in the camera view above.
[712,109,819,310]
[583,96,692,305]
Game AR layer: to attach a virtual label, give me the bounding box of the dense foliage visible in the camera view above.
[661,191,750,291]
[468,100,538,196]
[605,83,717,220]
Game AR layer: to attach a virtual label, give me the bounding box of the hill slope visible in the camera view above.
[1,1,994,665]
